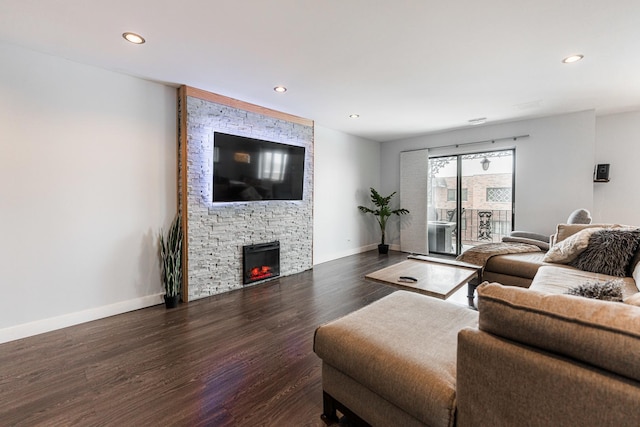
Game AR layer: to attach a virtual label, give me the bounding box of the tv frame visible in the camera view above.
[211,131,306,203]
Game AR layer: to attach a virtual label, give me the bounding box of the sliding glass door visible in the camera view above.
[428,149,515,256]
[427,156,458,255]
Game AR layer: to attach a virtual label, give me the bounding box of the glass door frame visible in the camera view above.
[428,148,516,256]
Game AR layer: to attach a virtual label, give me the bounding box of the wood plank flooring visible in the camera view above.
[0,250,418,426]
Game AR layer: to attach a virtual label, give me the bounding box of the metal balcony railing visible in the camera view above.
[433,208,512,247]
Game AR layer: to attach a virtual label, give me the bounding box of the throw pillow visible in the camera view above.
[569,229,640,277]
[566,279,624,302]
[543,227,603,264]
[567,208,592,224]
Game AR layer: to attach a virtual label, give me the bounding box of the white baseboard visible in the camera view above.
[0,293,164,344]
[313,243,406,265]
[313,244,376,265]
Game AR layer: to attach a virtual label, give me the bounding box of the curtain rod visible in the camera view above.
[428,134,530,151]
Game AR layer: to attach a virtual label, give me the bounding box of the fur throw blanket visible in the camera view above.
[456,242,542,268]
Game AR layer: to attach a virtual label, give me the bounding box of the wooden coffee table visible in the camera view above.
[365,255,482,306]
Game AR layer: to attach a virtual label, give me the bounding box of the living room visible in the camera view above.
[1,1,640,424]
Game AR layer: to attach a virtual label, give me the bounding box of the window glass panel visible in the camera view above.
[486,187,511,202]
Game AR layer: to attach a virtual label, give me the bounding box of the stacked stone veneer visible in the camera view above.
[181,95,313,300]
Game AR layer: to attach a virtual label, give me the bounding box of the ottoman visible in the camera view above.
[314,291,478,426]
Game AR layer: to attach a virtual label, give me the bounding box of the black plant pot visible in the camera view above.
[378,244,389,254]
[164,295,180,309]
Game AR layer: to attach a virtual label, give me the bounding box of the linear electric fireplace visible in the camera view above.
[243,241,280,284]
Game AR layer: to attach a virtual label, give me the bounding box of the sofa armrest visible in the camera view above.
[456,328,640,427]
[509,230,550,243]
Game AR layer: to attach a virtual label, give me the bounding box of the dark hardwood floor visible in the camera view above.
[0,250,410,426]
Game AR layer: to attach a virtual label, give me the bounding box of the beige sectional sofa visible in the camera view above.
[314,223,640,426]
[483,223,640,298]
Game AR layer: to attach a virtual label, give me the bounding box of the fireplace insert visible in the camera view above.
[242,241,280,284]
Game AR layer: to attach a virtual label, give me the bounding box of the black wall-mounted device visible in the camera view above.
[595,164,610,181]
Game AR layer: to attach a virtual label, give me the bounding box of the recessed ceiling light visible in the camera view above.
[123,32,145,44]
[468,117,486,125]
[273,86,287,93]
[562,54,584,64]
[349,114,360,119]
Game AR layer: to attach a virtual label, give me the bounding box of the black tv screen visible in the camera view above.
[212,132,305,202]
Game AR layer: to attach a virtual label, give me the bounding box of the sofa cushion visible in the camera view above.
[477,282,640,382]
[484,251,546,279]
[530,266,638,298]
[569,228,640,276]
[314,291,478,427]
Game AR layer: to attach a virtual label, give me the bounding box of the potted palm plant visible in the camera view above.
[358,187,409,254]
[159,213,183,308]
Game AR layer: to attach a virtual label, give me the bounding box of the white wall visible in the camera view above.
[0,43,177,342]
[594,111,640,225]
[380,111,596,244]
[313,125,381,264]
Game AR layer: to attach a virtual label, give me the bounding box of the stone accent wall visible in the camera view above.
[181,95,313,301]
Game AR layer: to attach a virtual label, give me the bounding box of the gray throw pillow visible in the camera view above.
[567,279,624,302]
[568,229,640,276]
[566,209,592,224]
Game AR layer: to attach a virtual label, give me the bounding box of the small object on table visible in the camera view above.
[398,276,418,283]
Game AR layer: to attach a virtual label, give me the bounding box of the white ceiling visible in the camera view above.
[1,0,639,142]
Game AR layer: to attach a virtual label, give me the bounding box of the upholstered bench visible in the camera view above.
[314,291,478,426]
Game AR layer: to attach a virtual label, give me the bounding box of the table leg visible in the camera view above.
[467,279,481,309]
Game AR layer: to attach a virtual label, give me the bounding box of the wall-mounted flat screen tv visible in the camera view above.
[212,131,305,202]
